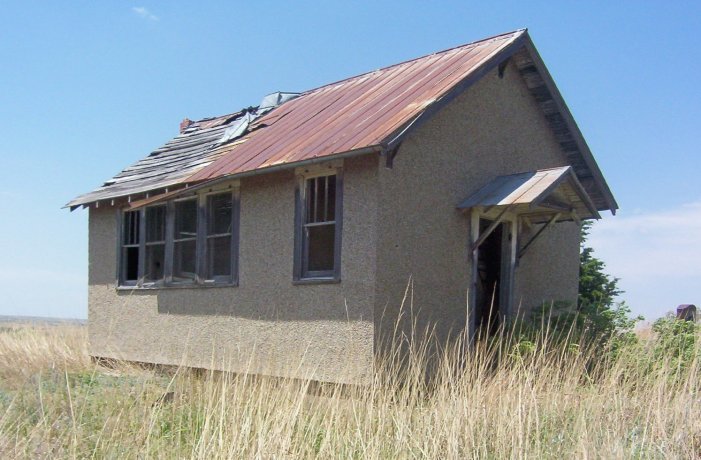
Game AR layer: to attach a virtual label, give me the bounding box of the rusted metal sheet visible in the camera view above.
[457,166,600,221]
[187,30,526,182]
[68,29,616,214]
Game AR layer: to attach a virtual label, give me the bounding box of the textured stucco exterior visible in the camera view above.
[88,155,378,384]
[87,61,585,383]
[374,61,580,345]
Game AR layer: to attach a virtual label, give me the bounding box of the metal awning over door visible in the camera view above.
[458,166,599,257]
[458,166,599,222]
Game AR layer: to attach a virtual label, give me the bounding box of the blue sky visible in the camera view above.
[0,1,699,320]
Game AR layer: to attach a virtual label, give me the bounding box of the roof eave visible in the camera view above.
[381,30,618,216]
[519,34,618,214]
[121,145,384,210]
[381,30,529,152]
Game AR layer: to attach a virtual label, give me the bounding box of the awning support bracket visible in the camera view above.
[517,212,561,260]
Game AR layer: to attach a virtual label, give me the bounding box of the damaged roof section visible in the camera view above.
[68,29,617,213]
[66,92,299,209]
[187,31,528,183]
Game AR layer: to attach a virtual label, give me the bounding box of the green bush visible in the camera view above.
[651,316,700,371]
[513,222,642,358]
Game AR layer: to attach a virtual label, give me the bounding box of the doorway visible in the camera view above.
[475,218,507,336]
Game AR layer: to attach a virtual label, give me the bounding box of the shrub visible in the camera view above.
[651,315,700,371]
[514,222,642,358]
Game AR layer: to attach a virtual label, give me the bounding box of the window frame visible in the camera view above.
[119,209,141,287]
[169,197,199,286]
[202,189,239,286]
[116,185,240,289]
[142,204,167,287]
[293,166,343,283]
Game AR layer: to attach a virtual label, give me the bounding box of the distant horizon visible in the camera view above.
[0,314,86,323]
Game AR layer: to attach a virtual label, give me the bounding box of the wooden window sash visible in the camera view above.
[118,186,240,289]
[294,168,343,282]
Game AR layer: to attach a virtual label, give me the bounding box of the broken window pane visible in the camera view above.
[326,175,336,221]
[205,192,233,280]
[207,237,231,278]
[119,191,238,286]
[144,244,165,282]
[306,175,336,224]
[122,210,140,245]
[123,247,139,281]
[302,174,338,276]
[145,205,166,242]
[313,175,336,222]
[207,193,232,236]
[122,211,140,283]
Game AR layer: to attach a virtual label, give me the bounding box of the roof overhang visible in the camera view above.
[382,31,617,215]
[457,165,600,223]
[66,30,617,216]
[121,145,383,210]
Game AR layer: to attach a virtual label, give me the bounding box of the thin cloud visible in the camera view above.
[588,201,701,319]
[132,6,159,21]
[589,201,701,278]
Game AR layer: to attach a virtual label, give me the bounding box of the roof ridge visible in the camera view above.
[301,29,527,95]
[188,30,526,124]
[190,110,242,125]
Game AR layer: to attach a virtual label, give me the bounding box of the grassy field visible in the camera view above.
[0,321,699,458]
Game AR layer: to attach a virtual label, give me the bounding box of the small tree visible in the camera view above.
[576,222,641,343]
[525,222,641,349]
[578,223,621,311]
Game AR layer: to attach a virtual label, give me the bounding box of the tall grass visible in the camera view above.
[0,318,699,458]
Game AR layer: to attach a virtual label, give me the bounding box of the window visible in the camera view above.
[172,199,197,283]
[294,170,342,281]
[118,188,239,287]
[121,210,140,285]
[205,193,234,281]
[144,205,166,283]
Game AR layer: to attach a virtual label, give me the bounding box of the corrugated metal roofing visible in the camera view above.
[68,29,617,213]
[457,166,600,221]
[188,30,526,182]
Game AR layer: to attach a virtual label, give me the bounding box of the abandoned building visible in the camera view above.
[68,29,617,384]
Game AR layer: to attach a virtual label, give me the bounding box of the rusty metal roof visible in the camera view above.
[68,29,617,213]
[457,166,600,221]
[188,30,528,182]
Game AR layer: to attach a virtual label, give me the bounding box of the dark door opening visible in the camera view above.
[475,219,505,336]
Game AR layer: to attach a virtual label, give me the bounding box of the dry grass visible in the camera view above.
[0,321,699,459]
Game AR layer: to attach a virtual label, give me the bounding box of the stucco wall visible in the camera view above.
[88,155,378,384]
[374,61,580,345]
[513,222,580,316]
